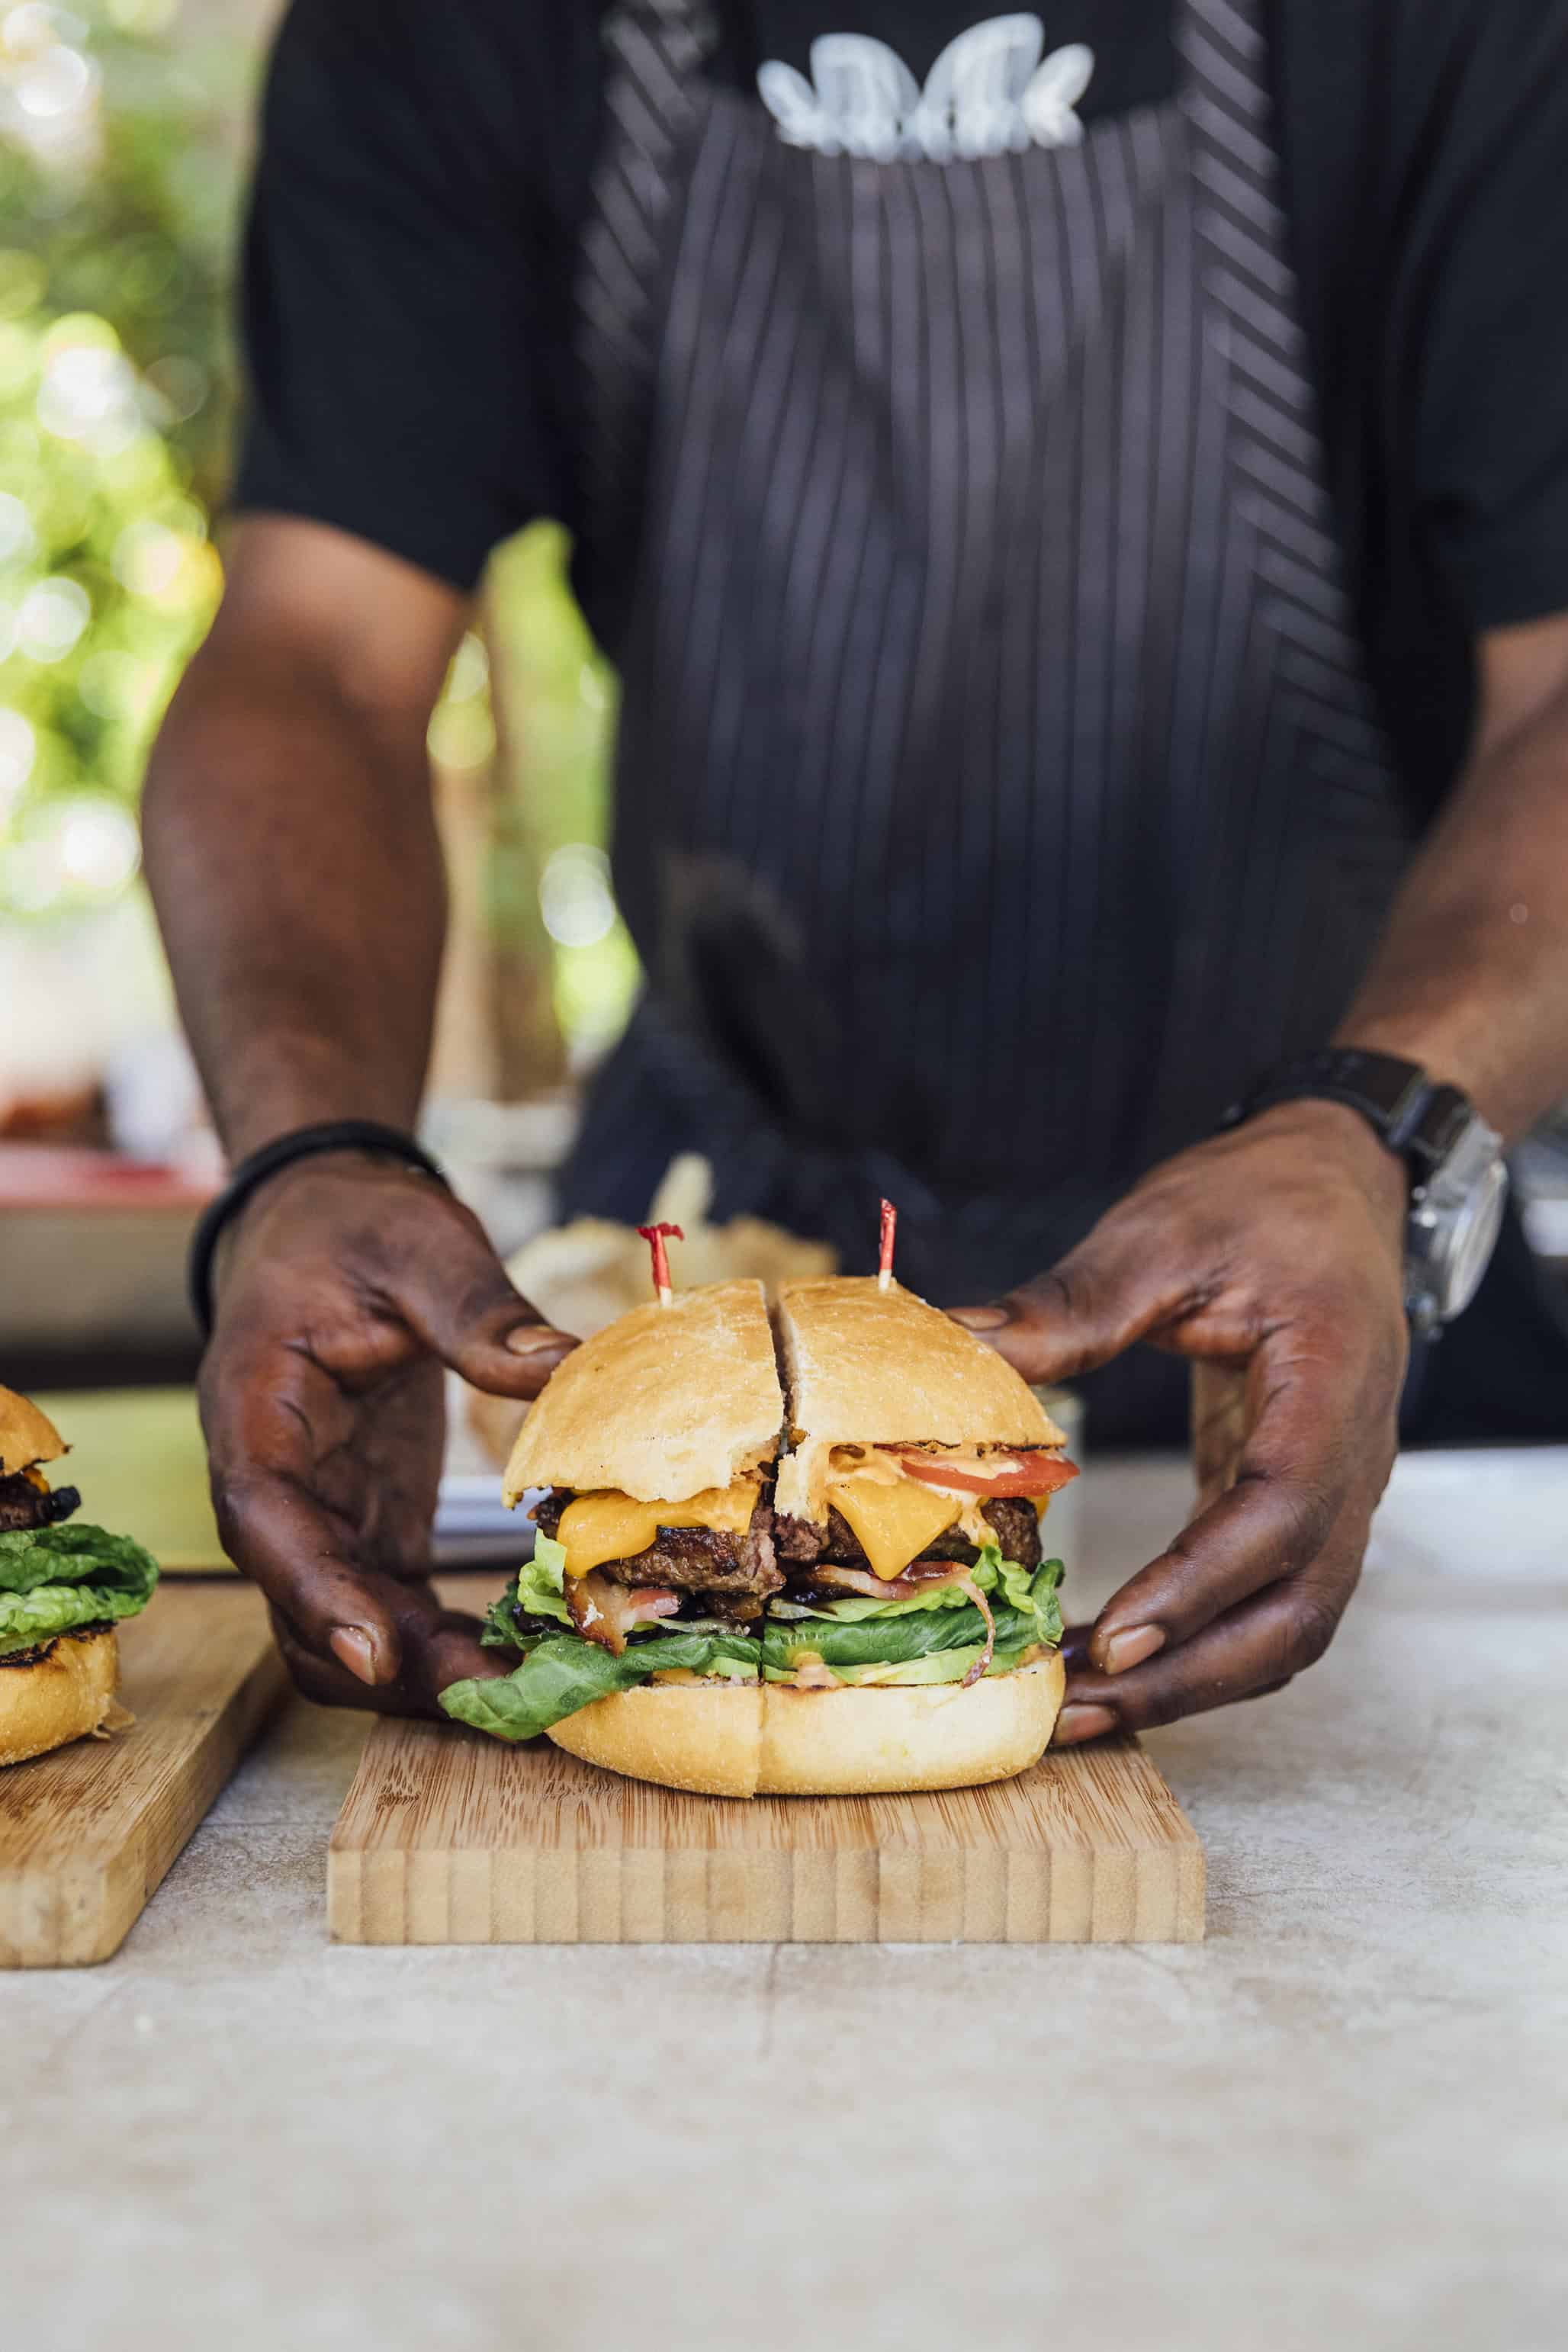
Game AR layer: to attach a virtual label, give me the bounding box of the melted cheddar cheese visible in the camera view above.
[827,1475,960,1580]
[554,1476,761,1580]
[818,1446,1053,1579]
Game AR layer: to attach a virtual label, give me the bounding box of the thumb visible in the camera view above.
[389,1208,577,1395]
[948,1233,1189,1387]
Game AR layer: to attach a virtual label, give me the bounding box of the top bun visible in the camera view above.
[773,1277,1065,1519]
[503,1279,784,1506]
[0,1386,67,1477]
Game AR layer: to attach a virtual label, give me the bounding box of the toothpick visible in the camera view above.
[878,1197,897,1292]
[637,1222,684,1306]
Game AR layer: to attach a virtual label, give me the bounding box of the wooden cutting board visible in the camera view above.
[329,1720,1204,1945]
[0,1583,287,1968]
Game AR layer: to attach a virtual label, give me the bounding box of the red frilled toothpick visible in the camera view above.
[637,1221,684,1306]
[878,1197,897,1292]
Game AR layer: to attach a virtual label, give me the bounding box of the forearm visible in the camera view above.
[1337,620,1568,1142]
[143,638,445,1157]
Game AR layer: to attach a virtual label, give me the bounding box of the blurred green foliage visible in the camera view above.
[1,0,636,1064]
[0,0,243,917]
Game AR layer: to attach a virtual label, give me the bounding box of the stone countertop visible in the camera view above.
[5,1450,1565,2351]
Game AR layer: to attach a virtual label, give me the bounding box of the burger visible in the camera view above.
[1,1386,159,1766]
[440,1276,1077,1797]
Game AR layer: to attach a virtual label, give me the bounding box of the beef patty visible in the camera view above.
[773,1495,1042,1576]
[530,1491,783,1617]
[0,1473,81,1536]
[525,1487,1040,1629]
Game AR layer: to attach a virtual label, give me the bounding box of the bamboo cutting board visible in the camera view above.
[0,1583,287,1967]
[329,1720,1203,1945]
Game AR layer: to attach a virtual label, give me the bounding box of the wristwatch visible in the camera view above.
[1219,1049,1509,1340]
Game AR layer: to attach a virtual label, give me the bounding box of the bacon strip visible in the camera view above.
[802,1560,966,1605]
[566,1572,680,1656]
[950,1572,997,1687]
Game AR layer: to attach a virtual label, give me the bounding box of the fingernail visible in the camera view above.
[949,1305,1009,1331]
[1054,1703,1118,1747]
[329,1626,381,1685]
[1103,1624,1165,1676]
[505,1325,570,1357]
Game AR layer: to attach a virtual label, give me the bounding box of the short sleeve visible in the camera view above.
[234,0,596,590]
[1404,5,1568,632]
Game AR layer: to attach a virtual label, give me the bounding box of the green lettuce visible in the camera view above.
[441,1626,761,1743]
[760,1548,1062,1685]
[770,1544,1062,1640]
[444,1542,1064,1737]
[479,1532,573,1649]
[763,1639,1045,1688]
[0,1522,160,1657]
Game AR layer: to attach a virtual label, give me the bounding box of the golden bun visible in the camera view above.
[0,1385,68,1477]
[545,1655,1065,1798]
[503,1279,784,1506]
[0,1629,119,1767]
[774,1276,1065,1519]
[547,1678,764,1798]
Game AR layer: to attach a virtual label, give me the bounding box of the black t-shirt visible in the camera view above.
[238,0,1568,811]
[236,0,1568,1444]
[236,2,1568,808]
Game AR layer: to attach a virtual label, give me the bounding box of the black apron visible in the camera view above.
[554,0,1564,1439]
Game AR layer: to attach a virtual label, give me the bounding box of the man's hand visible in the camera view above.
[951,1101,1409,1742]
[200,1155,574,1714]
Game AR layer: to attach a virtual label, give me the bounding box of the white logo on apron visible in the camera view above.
[757,14,1094,163]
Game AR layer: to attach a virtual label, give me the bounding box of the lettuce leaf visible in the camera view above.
[763,1639,1044,1688]
[479,1532,572,1650]
[517,1534,572,1626]
[440,1626,761,1743]
[768,1546,1062,1648]
[445,1544,1064,1737]
[0,1522,159,1657]
[761,1554,1062,1678]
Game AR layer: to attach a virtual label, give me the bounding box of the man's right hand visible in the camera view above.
[199,1154,574,1716]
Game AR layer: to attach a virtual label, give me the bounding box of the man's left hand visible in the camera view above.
[950,1100,1409,1742]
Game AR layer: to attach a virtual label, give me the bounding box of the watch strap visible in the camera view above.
[1219,1049,1471,1178]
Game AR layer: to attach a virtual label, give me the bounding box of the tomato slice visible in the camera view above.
[888,1449,1079,1498]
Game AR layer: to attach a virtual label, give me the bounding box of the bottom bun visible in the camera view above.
[545,1654,1065,1798]
[0,1628,120,1767]
[547,1679,764,1798]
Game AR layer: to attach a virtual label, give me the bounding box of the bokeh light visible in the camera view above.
[18,574,90,657]
[0,705,37,808]
[56,791,138,890]
[0,303,220,917]
[539,843,616,949]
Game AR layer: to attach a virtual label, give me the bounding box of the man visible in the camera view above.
[142,0,1568,1741]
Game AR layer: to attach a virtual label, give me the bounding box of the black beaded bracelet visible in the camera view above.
[187,1119,450,1339]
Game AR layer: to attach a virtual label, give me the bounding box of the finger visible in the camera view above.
[373,1203,577,1396]
[270,1588,498,1716]
[1060,1473,1374,1736]
[1084,1316,1398,1672]
[947,1225,1200,1386]
[215,1466,410,1687]
[1059,1560,1359,1733]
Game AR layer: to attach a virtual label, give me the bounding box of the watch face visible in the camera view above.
[1431,1156,1509,1321]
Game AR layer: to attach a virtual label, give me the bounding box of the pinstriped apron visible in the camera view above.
[558,0,1414,1425]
